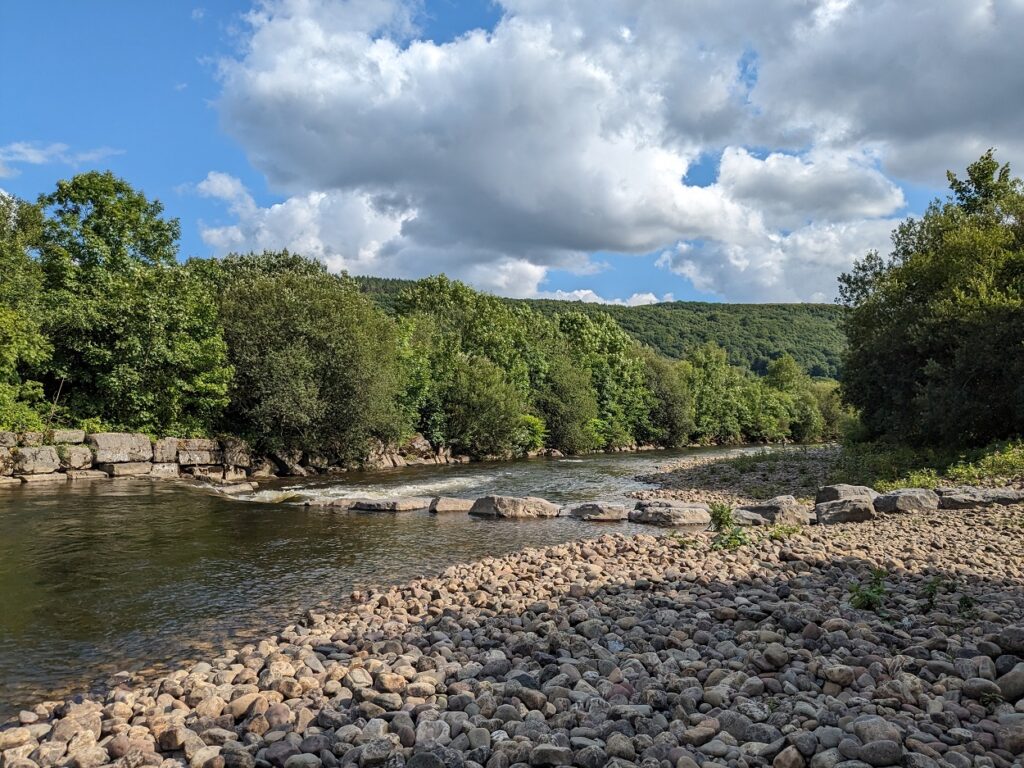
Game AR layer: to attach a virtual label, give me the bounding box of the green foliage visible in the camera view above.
[533,352,602,454]
[849,569,888,612]
[708,502,735,531]
[840,150,1024,447]
[524,298,847,378]
[2,171,849,458]
[765,524,802,541]
[710,526,751,551]
[919,576,948,612]
[0,194,49,430]
[354,276,849,379]
[36,172,231,434]
[218,266,405,460]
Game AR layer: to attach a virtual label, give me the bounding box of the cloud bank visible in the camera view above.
[200,0,1024,301]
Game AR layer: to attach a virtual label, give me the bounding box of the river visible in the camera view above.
[0,446,745,716]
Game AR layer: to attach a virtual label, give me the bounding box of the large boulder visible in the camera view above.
[815,498,877,525]
[51,429,86,444]
[221,437,252,468]
[873,487,939,513]
[815,484,878,504]
[0,448,13,476]
[397,433,440,465]
[569,503,628,521]
[0,432,16,448]
[629,500,711,527]
[271,451,307,477]
[99,462,153,477]
[59,445,94,470]
[352,498,431,512]
[87,433,153,463]
[469,495,561,518]
[12,446,60,474]
[19,431,44,446]
[734,495,813,526]
[429,497,474,513]
[153,437,179,464]
[177,438,223,466]
[937,486,1024,509]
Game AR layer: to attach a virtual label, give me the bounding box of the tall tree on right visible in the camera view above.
[839,150,1024,446]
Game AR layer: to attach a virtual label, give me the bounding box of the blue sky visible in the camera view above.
[2,1,1012,304]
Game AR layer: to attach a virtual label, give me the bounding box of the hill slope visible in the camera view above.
[353,276,846,378]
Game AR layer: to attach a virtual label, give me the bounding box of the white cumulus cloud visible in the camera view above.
[196,0,1024,301]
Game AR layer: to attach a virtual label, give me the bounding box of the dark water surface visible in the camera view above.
[0,447,743,715]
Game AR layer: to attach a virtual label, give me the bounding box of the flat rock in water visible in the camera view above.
[469,495,561,518]
[98,462,153,477]
[873,487,939,513]
[569,503,628,521]
[66,470,109,481]
[19,473,68,484]
[429,497,474,513]
[629,500,711,526]
[352,497,431,512]
[815,497,877,524]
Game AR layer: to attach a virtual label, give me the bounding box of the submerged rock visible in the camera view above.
[568,502,628,521]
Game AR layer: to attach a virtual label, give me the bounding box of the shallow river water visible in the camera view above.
[0,446,745,716]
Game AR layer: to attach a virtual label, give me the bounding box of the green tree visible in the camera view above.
[556,311,653,447]
[433,354,528,458]
[641,350,694,447]
[219,266,406,460]
[684,344,746,443]
[839,150,1024,446]
[0,195,49,429]
[534,352,601,454]
[37,172,231,433]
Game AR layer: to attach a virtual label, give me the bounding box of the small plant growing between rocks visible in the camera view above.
[919,576,949,612]
[711,526,751,551]
[765,524,801,541]
[849,568,888,612]
[708,501,734,531]
[957,594,976,619]
[979,689,1004,710]
[668,533,696,549]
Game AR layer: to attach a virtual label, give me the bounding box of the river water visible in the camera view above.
[0,446,742,716]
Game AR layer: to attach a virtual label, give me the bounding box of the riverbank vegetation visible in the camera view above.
[0,173,844,460]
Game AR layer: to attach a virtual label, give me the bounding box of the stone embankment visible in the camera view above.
[0,431,256,489]
[0,431,464,489]
[3,506,1024,768]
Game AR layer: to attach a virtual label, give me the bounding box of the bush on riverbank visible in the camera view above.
[0,173,845,460]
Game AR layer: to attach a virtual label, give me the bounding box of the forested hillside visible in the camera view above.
[354,277,847,378]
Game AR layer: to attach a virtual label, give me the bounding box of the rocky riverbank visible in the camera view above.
[3,504,1024,768]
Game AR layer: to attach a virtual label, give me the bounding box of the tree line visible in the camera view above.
[0,171,846,461]
[354,277,848,378]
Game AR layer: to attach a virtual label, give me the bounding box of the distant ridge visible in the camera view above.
[352,275,846,379]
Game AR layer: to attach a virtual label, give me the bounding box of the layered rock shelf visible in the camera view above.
[0,432,255,488]
[2,506,1023,767]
